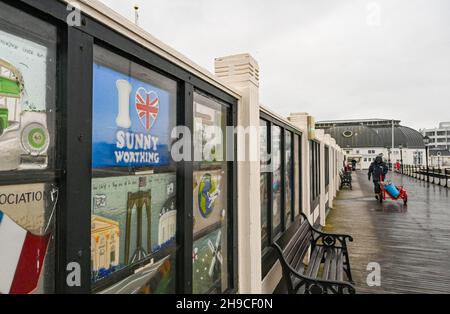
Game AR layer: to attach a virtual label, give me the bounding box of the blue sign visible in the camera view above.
[92,63,173,168]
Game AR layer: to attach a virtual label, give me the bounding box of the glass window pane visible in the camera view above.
[294,134,300,217]
[92,46,176,171]
[0,2,58,294]
[91,46,177,293]
[0,2,57,172]
[310,141,314,205]
[325,146,330,187]
[284,132,293,228]
[193,92,230,294]
[260,120,269,249]
[272,126,282,235]
[91,174,177,293]
[316,143,321,196]
[0,182,58,294]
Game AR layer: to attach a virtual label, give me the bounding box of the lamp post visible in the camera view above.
[399,144,403,174]
[437,151,441,169]
[134,5,140,25]
[423,136,430,182]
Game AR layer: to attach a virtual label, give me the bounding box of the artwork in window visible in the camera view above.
[92,46,176,169]
[0,3,56,171]
[97,253,175,294]
[260,173,269,248]
[192,92,230,294]
[193,170,227,236]
[294,134,300,217]
[193,93,227,163]
[91,173,176,288]
[310,141,316,210]
[192,228,228,294]
[272,126,282,235]
[285,132,293,227]
[260,120,269,248]
[325,146,330,187]
[0,183,58,294]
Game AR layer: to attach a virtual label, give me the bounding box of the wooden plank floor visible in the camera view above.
[324,171,450,294]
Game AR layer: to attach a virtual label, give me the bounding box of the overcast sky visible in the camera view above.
[98,0,450,130]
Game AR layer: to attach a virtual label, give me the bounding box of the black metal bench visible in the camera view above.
[339,170,352,190]
[272,214,355,294]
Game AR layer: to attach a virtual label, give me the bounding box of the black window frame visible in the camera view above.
[191,89,236,294]
[5,0,238,294]
[310,140,320,211]
[284,130,294,229]
[0,0,63,294]
[295,133,303,218]
[325,145,330,190]
[259,118,271,254]
[260,111,302,278]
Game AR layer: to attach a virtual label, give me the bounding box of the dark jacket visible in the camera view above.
[368,157,388,182]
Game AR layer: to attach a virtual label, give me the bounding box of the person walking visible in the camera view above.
[368,155,389,199]
[351,159,357,171]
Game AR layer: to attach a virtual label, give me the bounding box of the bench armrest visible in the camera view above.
[300,213,353,248]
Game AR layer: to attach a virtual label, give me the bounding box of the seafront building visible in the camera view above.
[316,119,426,169]
[421,122,450,150]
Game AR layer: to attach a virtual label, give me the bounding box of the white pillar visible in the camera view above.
[317,129,326,226]
[215,54,261,294]
[288,113,312,221]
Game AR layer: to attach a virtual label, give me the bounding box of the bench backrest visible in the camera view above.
[273,214,313,273]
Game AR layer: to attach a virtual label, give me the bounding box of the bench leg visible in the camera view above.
[343,250,354,284]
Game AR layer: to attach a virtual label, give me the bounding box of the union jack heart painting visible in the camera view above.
[135,87,160,131]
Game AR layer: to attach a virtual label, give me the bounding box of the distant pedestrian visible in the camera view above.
[368,155,389,199]
[352,159,357,171]
[396,160,401,172]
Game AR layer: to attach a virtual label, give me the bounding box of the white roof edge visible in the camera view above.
[66,0,241,100]
[259,105,304,133]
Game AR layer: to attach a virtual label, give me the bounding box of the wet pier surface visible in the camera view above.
[324,171,450,294]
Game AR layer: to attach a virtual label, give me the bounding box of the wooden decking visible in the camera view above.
[324,171,450,294]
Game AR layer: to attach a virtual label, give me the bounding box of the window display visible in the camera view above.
[0,183,58,294]
[91,46,177,293]
[0,2,56,171]
[294,134,301,217]
[0,2,58,295]
[92,46,176,169]
[285,132,293,227]
[192,92,230,294]
[260,120,269,249]
[91,173,176,292]
[272,126,282,236]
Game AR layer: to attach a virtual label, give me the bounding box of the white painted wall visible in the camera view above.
[215,54,262,294]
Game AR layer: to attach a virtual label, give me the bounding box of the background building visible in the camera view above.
[316,119,426,169]
[421,122,450,150]
[429,149,450,167]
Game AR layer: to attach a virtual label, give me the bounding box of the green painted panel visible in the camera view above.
[0,76,21,97]
[0,107,8,129]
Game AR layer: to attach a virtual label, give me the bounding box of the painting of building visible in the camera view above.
[91,215,120,273]
[91,173,177,283]
[158,196,176,246]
